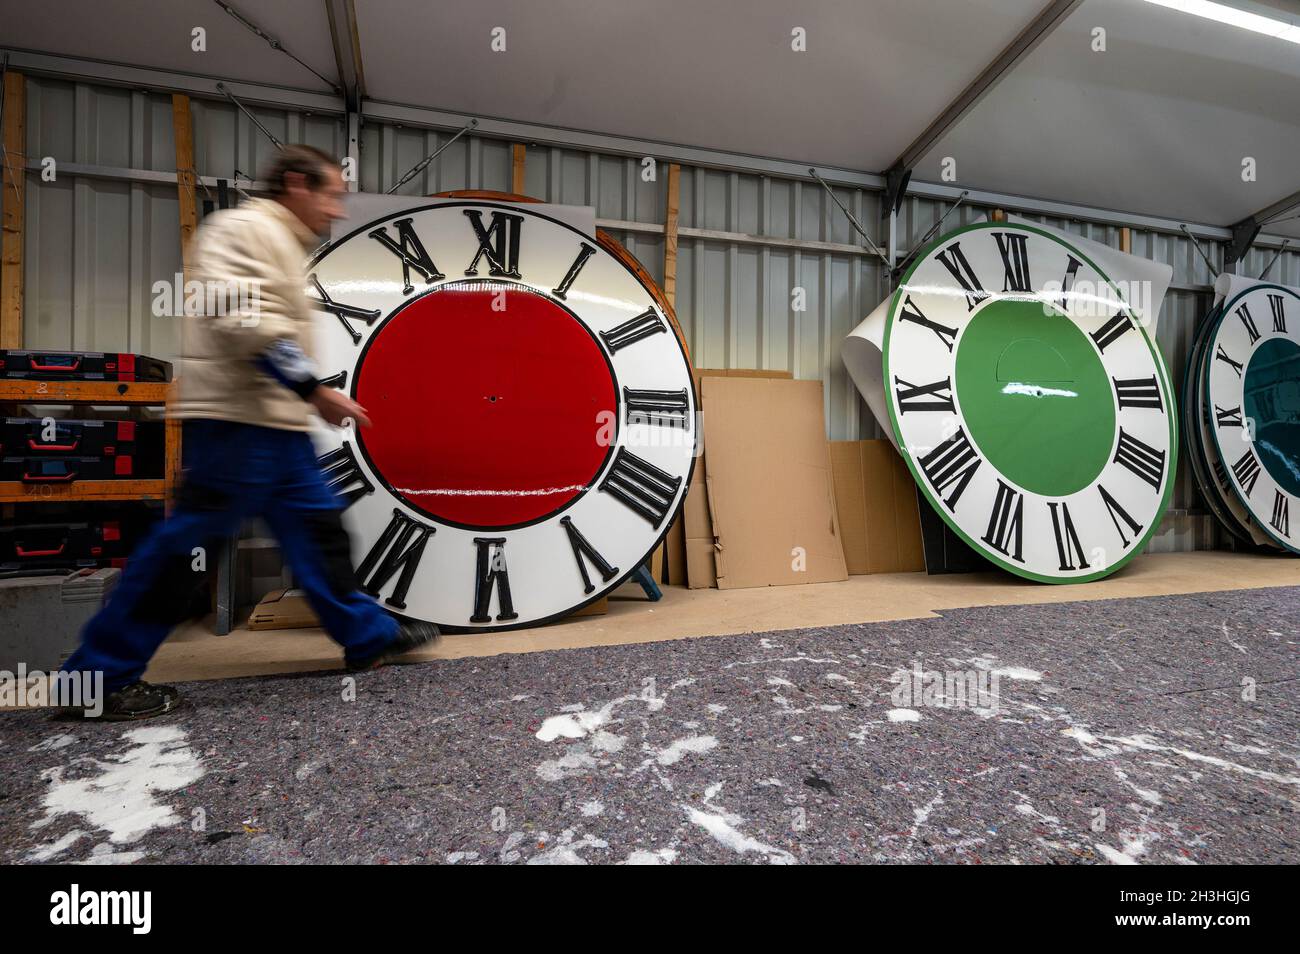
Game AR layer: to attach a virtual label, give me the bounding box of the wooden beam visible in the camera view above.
[1,70,26,349]
[171,94,198,273]
[663,162,680,308]
[511,143,526,195]
[1119,227,1132,254]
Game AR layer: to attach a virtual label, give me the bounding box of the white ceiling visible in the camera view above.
[2,0,1298,236]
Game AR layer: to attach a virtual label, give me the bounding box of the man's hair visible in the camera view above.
[262,144,339,195]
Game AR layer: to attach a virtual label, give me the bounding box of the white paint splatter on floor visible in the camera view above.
[682,784,796,865]
[887,708,922,723]
[624,848,677,864]
[28,725,203,862]
[654,735,718,766]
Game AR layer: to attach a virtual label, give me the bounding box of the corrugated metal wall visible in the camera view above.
[18,76,1300,552]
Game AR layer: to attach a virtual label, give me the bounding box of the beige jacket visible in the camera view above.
[174,197,322,431]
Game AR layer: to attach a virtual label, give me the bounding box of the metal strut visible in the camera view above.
[1257,239,1291,282]
[386,119,479,195]
[1179,224,1220,280]
[808,168,888,263]
[216,83,284,150]
[212,0,341,94]
[894,190,970,277]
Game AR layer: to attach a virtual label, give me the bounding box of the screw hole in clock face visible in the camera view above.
[353,281,618,529]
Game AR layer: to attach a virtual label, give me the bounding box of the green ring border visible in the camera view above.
[1201,282,1300,556]
[882,221,1179,584]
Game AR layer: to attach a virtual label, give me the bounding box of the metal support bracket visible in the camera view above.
[880,164,912,219]
[1224,216,1261,267]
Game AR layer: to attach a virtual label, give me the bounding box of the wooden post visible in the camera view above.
[990,208,1006,222]
[511,143,526,195]
[663,163,680,308]
[1,71,26,349]
[661,162,684,584]
[171,94,198,274]
[1119,227,1132,254]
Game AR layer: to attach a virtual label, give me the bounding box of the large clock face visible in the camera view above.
[308,202,697,629]
[1204,284,1300,554]
[884,222,1177,582]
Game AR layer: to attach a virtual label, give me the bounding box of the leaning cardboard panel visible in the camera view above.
[829,440,925,574]
[702,377,848,588]
[684,368,793,588]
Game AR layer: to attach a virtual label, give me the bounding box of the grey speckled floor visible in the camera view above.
[2,586,1297,865]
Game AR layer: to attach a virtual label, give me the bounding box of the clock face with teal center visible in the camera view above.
[883,222,1177,583]
[1204,284,1300,555]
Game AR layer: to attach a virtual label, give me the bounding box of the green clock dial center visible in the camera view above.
[955,298,1115,497]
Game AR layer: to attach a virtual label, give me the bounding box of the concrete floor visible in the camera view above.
[1,570,1297,864]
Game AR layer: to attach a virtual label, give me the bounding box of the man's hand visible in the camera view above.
[310,387,372,428]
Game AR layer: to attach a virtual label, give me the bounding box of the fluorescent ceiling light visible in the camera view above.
[1142,0,1300,44]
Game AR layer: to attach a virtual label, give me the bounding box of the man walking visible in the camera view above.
[61,145,436,721]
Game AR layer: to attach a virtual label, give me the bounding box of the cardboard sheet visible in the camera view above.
[701,377,847,589]
[684,369,793,588]
[829,440,925,574]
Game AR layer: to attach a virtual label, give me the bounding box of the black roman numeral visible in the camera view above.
[894,376,955,413]
[981,479,1024,562]
[1215,405,1243,428]
[599,448,682,528]
[463,209,524,279]
[356,509,434,610]
[993,232,1032,293]
[1215,344,1243,378]
[600,308,667,353]
[470,537,519,623]
[1098,484,1143,549]
[898,294,958,352]
[1060,255,1083,309]
[1048,501,1090,571]
[918,427,982,510]
[308,274,381,345]
[1090,311,1134,353]
[1112,375,1163,411]
[935,242,987,311]
[624,387,690,428]
[560,516,620,594]
[369,217,445,294]
[1235,303,1261,344]
[1270,491,1290,537]
[552,242,596,301]
[1269,293,1287,333]
[1231,449,1261,497]
[1112,428,1165,491]
[1212,454,1229,490]
[317,441,374,509]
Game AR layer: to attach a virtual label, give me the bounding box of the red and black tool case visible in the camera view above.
[0,418,164,481]
[0,350,173,382]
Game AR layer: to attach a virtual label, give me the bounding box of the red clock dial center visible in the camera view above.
[354,284,617,528]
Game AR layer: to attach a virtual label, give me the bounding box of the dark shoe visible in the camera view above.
[346,621,440,672]
[64,681,182,722]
